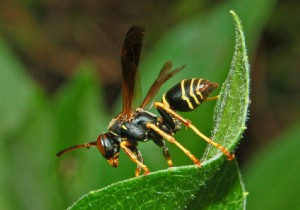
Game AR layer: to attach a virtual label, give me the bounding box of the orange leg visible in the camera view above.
[153,139,173,167]
[133,148,144,177]
[154,102,235,161]
[120,141,150,176]
[206,95,219,101]
[162,146,173,167]
[146,123,201,167]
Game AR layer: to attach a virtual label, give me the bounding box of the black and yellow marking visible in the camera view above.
[162,78,218,112]
[162,93,170,108]
[109,130,119,136]
[196,78,204,100]
[181,79,194,110]
[190,78,201,105]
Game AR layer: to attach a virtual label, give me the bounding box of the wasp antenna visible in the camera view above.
[56,141,97,157]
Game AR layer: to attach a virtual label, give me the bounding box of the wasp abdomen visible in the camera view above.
[162,78,218,112]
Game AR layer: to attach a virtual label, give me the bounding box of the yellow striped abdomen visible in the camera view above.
[162,78,218,112]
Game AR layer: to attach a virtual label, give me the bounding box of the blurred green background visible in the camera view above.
[1,0,299,209]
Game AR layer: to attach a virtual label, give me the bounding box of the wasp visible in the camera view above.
[56,25,234,176]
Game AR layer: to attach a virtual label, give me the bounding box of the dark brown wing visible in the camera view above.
[121,25,145,118]
[139,61,185,109]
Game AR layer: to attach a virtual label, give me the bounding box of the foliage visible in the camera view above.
[2,0,295,209]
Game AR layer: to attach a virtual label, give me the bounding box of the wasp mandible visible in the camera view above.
[56,25,234,176]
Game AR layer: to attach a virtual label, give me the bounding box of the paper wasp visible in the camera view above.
[56,25,234,176]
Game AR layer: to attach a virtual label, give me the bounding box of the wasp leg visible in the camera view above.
[120,141,150,176]
[206,95,219,101]
[154,102,235,161]
[132,147,144,177]
[153,139,173,167]
[146,123,201,167]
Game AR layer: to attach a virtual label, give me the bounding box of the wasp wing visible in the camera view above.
[121,25,145,118]
[139,61,185,109]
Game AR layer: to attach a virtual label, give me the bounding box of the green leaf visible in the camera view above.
[187,161,247,210]
[69,11,250,209]
[203,10,250,161]
[70,161,245,210]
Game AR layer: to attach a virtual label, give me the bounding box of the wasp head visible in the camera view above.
[97,133,120,167]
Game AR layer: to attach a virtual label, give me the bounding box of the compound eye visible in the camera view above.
[97,133,117,160]
[96,134,108,157]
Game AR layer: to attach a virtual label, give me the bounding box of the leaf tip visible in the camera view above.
[229,10,244,32]
[229,10,236,15]
[229,10,238,20]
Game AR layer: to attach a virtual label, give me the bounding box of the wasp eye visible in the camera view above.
[96,134,107,157]
[97,133,120,159]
